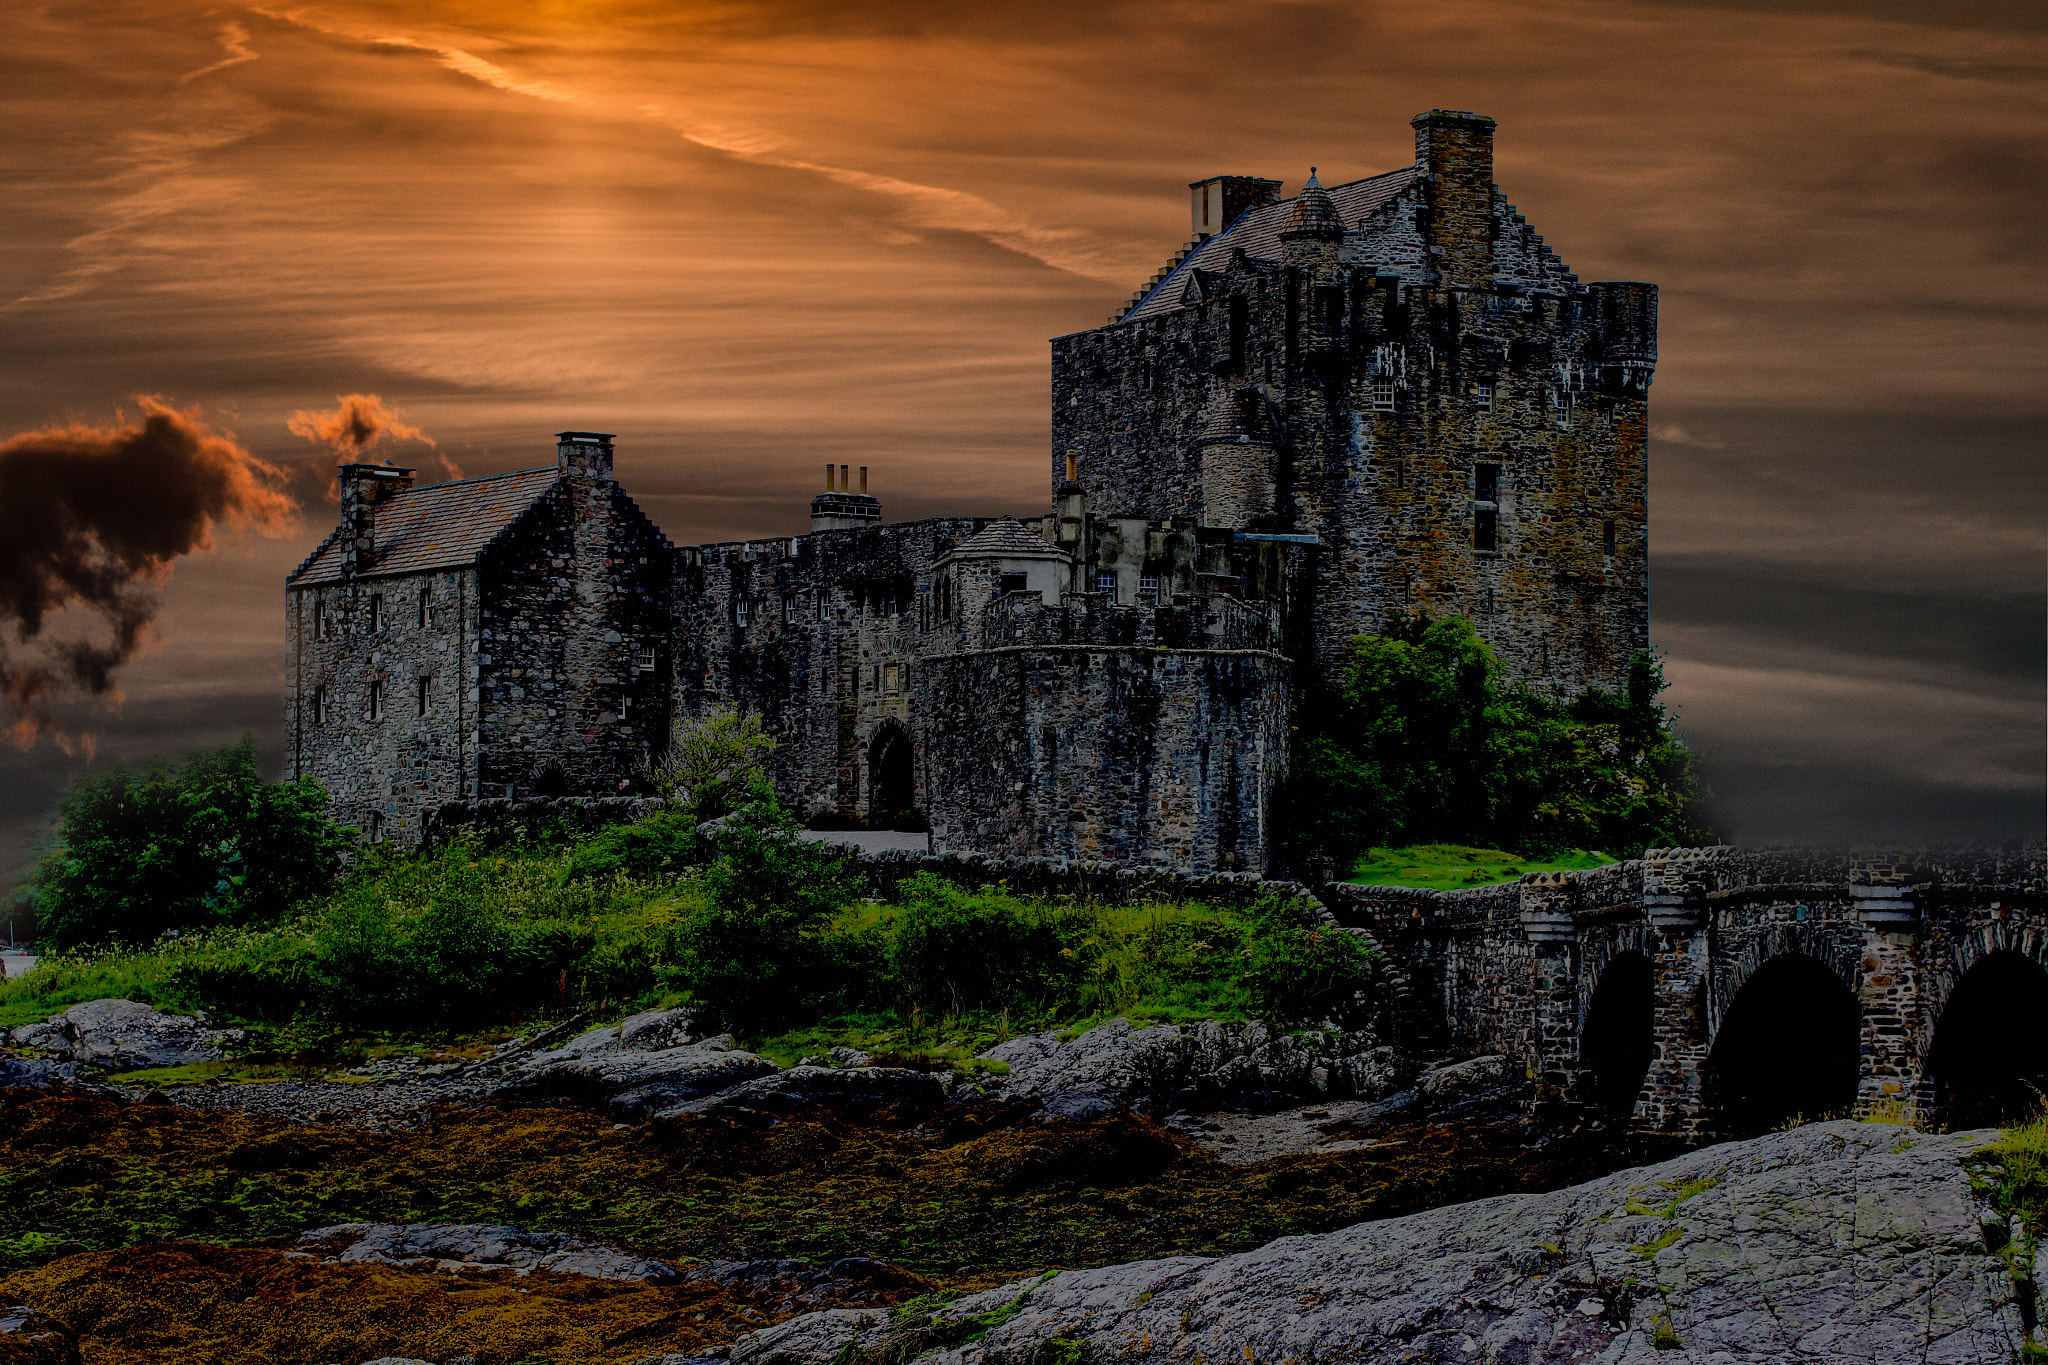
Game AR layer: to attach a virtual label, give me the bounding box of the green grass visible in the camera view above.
[1346,843,1618,890]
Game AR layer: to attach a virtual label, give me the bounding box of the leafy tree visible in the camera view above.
[34,735,351,949]
[1286,616,1712,870]
[653,706,776,825]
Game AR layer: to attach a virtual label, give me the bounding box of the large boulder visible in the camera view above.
[981,1017,1405,1115]
[8,999,240,1071]
[0,1305,81,1365]
[726,1121,2024,1364]
[656,1066,947,1122]
[727,1309,892,1365]
[294,1223,675,1282]
[505,1037,779,1114]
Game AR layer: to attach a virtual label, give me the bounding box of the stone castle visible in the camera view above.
[287,110,1656,874]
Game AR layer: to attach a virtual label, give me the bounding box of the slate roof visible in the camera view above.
[939,517,1070,563]
[288,467,561,586]
[1119,166,1418,326]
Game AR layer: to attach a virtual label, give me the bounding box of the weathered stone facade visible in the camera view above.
[287,434,672,843]
[1057,110,1653,689]
[1325,845,2048,1133]
[289,110,1657,874]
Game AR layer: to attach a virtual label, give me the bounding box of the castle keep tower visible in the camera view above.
[1051,110,1655,694]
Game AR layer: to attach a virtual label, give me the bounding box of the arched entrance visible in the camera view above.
[1925,950,2048,1128]
[1580,951,1655,1118]
[869,730,915,829]
[1705,953,1859,1135]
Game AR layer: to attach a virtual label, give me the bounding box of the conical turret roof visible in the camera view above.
[1279,170,1344,240]
[1197,387,1274,445]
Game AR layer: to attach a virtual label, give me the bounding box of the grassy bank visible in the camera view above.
[1347,843,1617,890]
[0,813,1374,1063]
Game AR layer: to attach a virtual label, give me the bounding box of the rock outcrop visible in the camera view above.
[7,999,240,1071]
[503,1022,779,1115]
[655,1065,948,1122]
[723,1120,2025,1364]
[293,1223,677,1282]
[980,1017,1406,1116]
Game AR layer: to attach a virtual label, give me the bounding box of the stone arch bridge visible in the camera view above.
[1325,847,2047,1134]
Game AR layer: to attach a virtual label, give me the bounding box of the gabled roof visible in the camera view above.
[938,517,1071,564]
[1118,166,1418,325]
[288,467,561,586]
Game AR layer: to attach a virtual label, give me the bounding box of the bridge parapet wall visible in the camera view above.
[1325,846,2045,1134]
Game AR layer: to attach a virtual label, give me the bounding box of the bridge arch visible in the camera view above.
[1704,951,1860,1135]
[1707,923,1860,1042]
[1924,947,2048,1128]
[1579,948,1655,1118]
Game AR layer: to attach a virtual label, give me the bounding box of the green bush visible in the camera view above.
[1238,896,1377,1028]
[677,802,858,1034]
[888,874,1066,1017]
[1286,617,1712,867]
[33,735,351,949]
[560,811,707,885]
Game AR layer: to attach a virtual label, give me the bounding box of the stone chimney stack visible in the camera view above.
[1188,175,1282,239]
[811,462,881,532]
[557,431,615,482]
[1412,110,1497,290]
[335,461,415,575]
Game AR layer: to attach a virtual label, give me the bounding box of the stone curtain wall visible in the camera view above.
[289,566,481,844]
[1327,847,2046,1133]
[474,480,674,798]
[914,646,1290,875]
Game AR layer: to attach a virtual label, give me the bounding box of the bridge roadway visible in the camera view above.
[1325,847,2047,1134]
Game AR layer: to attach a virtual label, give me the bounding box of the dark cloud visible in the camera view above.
[0,400,296,749]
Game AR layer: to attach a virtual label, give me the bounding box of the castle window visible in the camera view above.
[417,584,431,629]
[368,594,383,633]
[817,592,828,622]
[1139,573,1160,604]
[1603,519,1617,556]
[1370,380,1397,412]
[367,810,384,843]
[416,676,430,716]
[315,601,329,640]
[618,695,630,718]
[998,572,1028,596]
[1474,462,1500,504]
[783,596,796,624]
[636,643,657,670]
[884,663,902,696]
[1474,509,1498,553]
[1475,383,1493,410]
[1095,571,1116,600]
[312,686,327,724]
[368,680,386,721]
[735,597,751,627]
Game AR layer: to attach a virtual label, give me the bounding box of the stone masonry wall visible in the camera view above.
[474,477,673,798]
[288,566,481,844]
[914,646,1290,875]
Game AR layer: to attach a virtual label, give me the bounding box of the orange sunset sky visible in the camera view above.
[1,0,2043,883]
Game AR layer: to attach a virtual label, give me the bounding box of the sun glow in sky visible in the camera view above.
[1,0,2043,877]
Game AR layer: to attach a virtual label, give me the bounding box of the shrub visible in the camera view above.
[676,802,858,1034]
[33,735,351,949]
[1238,895,1378,1029]
[560,811,706,885]
[889,874,1066,1017]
